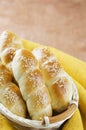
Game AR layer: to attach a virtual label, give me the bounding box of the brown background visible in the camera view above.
[0,0,86,61]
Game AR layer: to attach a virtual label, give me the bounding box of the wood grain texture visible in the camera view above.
[0,0,86,61]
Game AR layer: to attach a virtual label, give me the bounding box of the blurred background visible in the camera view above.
[0,0,86,61]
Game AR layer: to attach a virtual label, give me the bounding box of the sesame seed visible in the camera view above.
[56,77,68,88]
[8,48,16,59]
[20,56,36,70]
[43,59,60,77]
[3,87,19,104]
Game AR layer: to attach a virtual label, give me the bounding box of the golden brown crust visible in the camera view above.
[0,31,23,72]
[48,76,73,112]
[1,47,16,64]
[19,69,45,100]
[17,49,38,71]
[0,63,26,117]
[32,48,53,62]
[0,64,12,85]
[0,31,22,51]
[32,47,73,113]
[12,49,52,120]
[12,49,38,81]
[0,30,74,120]
[41,59,61,84]
[33,48,61,80]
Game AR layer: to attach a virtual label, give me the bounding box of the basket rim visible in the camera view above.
[0,95,78,129]
[0,79,79,129]
[0,102,77,129]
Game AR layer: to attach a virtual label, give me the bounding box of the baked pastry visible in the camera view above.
[0,30,23,73]
[32,47,73,113]
[0,63,26,117]
[0,30,75,119]
[12,49,52,120]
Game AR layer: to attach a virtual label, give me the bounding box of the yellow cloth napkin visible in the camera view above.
[0,38,86,130]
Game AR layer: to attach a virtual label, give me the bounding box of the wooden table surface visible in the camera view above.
[0,0,86,61]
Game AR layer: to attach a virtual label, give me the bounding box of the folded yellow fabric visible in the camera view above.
[81,113,86,130]
[0,114,16,130]
[74,80,86,116]
[62,109,84,130]
[73,80,86,130]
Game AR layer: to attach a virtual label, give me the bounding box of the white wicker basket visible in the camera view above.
[0,82,78,130]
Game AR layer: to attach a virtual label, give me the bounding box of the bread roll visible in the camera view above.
[0,63,26,117]
[0,31,23,73]
[12,49,52,120]
[32,47,74,113]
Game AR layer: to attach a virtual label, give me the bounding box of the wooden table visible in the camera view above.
[0,0,86,61]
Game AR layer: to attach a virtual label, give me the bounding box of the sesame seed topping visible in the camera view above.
[0,71,9,84]
[35,88,49,105]
[32,48,53,62]
[43,59,61,77]
[27,70,43,87]
[41,48,52,60]
[56,77,68,88]
[8,48,16,60]
[20,56,36,70]
[3,87,19,104]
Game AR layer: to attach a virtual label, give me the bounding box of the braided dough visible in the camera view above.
[32,48,73,113]
[0,31,23,73]
[12,49,52,120]
[0,31,76,121]
[0,63,26,117]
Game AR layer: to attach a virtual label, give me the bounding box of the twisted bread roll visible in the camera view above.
[12,49,52,120]
[32,48,74,113]
[0,63,26,117]
[0,31,23,73]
